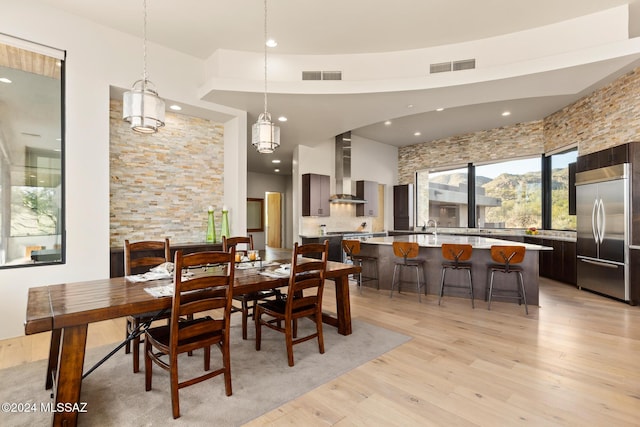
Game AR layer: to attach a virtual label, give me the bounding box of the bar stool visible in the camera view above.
[342,239,379,293]
[487,245,528,314]
[439,243,474,308]
[390,241,427,302]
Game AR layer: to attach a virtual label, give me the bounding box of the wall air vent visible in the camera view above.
[302,70,343,80]
[430,62,452,74]
[302,71,322,80]
[453,59,476,71]
[322,71,342,80]
[430,58,476,74]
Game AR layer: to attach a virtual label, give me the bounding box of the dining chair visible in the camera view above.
[390,241,427,302]
[144,248,236,419]
[255,240,329,367]
[222,235,282,340]
[124,238,172,373]
[439,243,474,307]
[487,245,528,314]
[342,239,379,293]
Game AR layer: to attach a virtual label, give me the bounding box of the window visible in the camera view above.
[0,37,64,267]
[550,148,577,230]
[416,167,468,228]
[475,157,542,229]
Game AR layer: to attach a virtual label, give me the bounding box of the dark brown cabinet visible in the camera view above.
[576,143,629,172]
[356,180,378,217]
[302,173,330,217]
[393,184,413,230]
[524,237,576,285]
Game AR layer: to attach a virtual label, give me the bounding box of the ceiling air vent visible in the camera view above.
[452,59,476,71]
[430,62,452,74]
[302,70,343,80]
[302,71,322,80]
[322,71,342,80]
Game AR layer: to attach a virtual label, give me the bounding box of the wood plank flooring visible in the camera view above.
[2,277,639,426]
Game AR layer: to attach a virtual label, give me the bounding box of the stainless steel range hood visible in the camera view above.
[330,132,366,204]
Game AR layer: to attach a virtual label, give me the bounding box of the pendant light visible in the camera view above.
[251,0,280,154]
[123,0,165,134]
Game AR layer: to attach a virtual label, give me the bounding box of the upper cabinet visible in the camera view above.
[356,180,378,217]
[302,173,330,217]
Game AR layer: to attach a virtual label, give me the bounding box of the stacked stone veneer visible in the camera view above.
[109,99,224,247]
[399,66,640,184]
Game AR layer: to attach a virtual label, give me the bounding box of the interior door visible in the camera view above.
[266,192,282,248]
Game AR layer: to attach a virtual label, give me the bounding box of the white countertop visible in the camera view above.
[363,235,552,251]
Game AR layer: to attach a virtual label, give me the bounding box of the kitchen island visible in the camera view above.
[359,234,552,306]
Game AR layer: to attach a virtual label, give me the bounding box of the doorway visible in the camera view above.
[265,192,282,248]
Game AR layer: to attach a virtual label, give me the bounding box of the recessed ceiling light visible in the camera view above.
[436,107,444,112]
[278,116,287,122]
[169,105,182,111]
[266,39,278,48]
[384,120,392,126]
[407,104,414,108]
[0,77,11,84]
[414,132,421,136]
[274,168,280,172]
[272,159,281,163]
[502,111,511,116]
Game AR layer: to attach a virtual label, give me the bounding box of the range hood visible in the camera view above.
[330,132,366,204]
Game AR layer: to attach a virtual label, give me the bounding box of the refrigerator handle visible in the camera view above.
[598,198,605,244]
[591,198,599,244]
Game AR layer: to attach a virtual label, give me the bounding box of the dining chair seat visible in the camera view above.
[223,235,282,340]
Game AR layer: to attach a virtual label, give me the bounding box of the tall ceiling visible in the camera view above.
[34,0,640,174]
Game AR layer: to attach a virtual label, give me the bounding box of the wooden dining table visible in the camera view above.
[24,258,360,427]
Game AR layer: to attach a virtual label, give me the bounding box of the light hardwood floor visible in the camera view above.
[2,277,639,426]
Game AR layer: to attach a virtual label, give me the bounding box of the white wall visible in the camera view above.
[0,1,246,339]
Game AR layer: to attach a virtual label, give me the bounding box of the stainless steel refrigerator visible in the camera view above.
[576,163,629,301]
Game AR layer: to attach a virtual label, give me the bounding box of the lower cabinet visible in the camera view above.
[524,237,576,285]
[301,235,343,262]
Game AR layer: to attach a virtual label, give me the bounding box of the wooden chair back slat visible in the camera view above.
[222,236,254,251]
[490,245,525,266]
[441,243,473,262]
[286,241,328,315]
[171,249,235,347]
[342,239,361,256]
[124,238,171,275]
[392,241,419,259]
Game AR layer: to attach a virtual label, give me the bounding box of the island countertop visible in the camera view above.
[363,234,552,251]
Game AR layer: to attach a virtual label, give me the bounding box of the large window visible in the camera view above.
[416,167,468,228]
[550,148,577,230]
[0,37,64,268]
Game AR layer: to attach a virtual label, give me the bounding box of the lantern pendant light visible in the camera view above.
[123,0,165,134]
[251,0,280,153]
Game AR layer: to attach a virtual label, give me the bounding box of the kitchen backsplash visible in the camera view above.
[300,204,374,236]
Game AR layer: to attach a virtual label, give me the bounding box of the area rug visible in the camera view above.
[0,317,410,426]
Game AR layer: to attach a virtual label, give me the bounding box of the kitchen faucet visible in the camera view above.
[426,219,438,237]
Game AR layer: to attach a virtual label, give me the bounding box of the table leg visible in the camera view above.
[321,276,352,336]
[52,324,88,427]
[45,329,61,390]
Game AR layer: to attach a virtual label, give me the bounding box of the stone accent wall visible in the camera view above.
[544,67,640,154]
[109,99,224,247]
[399,66,640,183]
[398,121,544,184]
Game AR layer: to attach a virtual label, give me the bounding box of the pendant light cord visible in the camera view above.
[263,0,268,116]
[143,0,148,83]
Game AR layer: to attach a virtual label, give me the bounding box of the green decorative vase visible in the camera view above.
[220,206,230,239]
[206,206,216,243]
